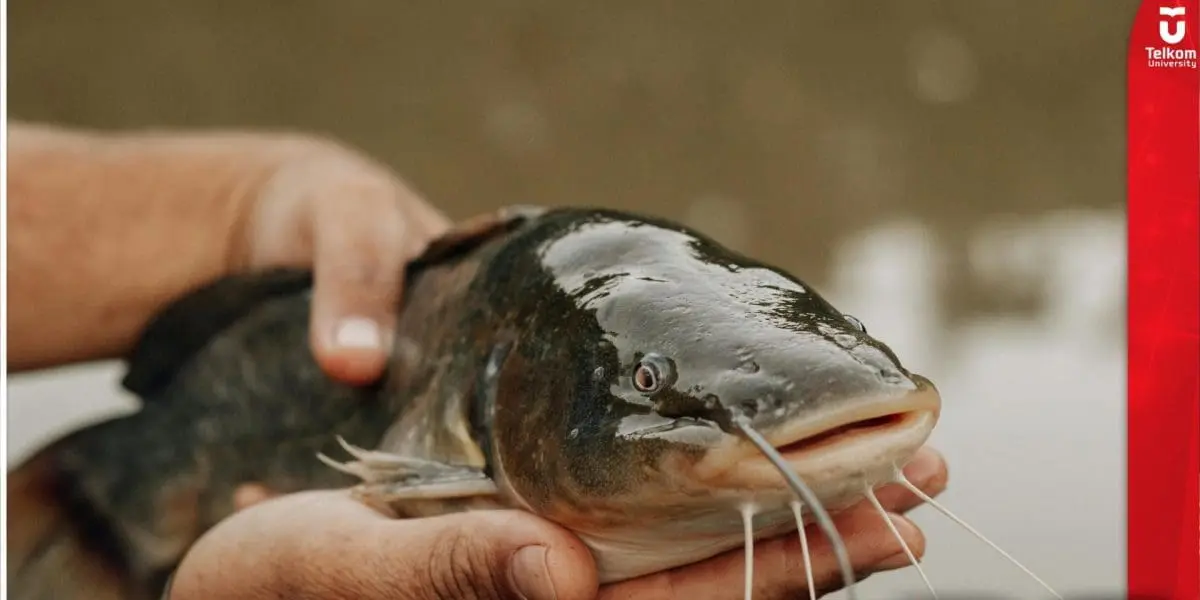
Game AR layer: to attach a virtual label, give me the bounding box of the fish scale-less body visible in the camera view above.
[8,213,519,600]
[11,283,384,600]
[8,206,942,600]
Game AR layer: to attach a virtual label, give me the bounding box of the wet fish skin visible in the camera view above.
[8,271,390,600]
[463,209,934,581]
[7,211,523,600]
[7,206,936,599]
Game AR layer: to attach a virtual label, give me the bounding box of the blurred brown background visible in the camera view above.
[7,2,1133,597]
[8,1,1130,323]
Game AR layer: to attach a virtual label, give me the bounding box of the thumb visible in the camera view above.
[377,509,600,600]
[175,490,599,600]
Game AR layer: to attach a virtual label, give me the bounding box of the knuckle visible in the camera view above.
[298,153,403,210]
[316,223,408,288]
[321,257,400,293]
[315,251,403,301]
[424,525,506,600]
[776,534,805,575]
[767,540,821,600]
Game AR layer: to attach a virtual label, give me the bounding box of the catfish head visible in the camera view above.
[323,207,940,584]
[473,209,941,582]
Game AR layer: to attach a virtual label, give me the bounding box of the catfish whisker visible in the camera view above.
[741,503,756,600]
[731,415,859,600]
[789,501,817,600]
[863,485,937,598]
[893,467,1063,599]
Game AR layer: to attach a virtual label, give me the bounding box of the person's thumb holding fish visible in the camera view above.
[167,489,600,600]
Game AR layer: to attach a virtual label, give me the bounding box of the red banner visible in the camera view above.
[1127,1,1200,598]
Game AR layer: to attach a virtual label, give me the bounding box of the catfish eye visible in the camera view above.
[844,314,867,333]
[633,353,675,394]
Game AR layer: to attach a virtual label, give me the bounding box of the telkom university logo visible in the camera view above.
[1159,6,1187,44]
[1145,5,1196,68]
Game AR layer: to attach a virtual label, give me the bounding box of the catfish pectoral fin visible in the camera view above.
[332,453,499,503]
[351,474,499,504]
[316,436,456,481]
[331,435,444,470]
[318,441,499,503]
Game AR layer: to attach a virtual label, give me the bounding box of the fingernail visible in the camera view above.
[508,546,557,600]
[333,317,383,350]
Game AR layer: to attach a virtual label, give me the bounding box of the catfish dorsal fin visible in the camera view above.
[408,205,547,270]
[121,268,314,397]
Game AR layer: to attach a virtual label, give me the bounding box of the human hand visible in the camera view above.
[600,446,949,599]
[7,125,447,376]
[166,447,947,600]
[230,139,451,385]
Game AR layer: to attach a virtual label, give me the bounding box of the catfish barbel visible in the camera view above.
[6,206,1060,600]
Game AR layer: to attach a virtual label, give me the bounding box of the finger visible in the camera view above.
[381,510,599,600]
[278,492,599,600]
[308,186,410,386]
[871,446,949,515]
[396,177,452,236]
[173,490,600,600]
[598,503,925,600]
[803,506,926,597]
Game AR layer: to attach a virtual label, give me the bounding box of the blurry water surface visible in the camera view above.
[7,2,1128,597]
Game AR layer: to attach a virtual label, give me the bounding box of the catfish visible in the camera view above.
[7,206,1057,600]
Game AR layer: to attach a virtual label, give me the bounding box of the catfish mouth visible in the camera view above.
[702,386,941,495]
[772,412,914,458]
[762,383,940,460]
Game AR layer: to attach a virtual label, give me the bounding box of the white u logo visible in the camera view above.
[1160,6,1187,45]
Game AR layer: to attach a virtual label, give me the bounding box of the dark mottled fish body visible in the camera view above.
[7,207,940,600]
[7,207,532,600]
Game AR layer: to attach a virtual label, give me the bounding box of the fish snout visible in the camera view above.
[691,361,941,505]
[730,337,933,430]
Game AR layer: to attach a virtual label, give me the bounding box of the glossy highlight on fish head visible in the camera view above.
[484,208,940,570]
